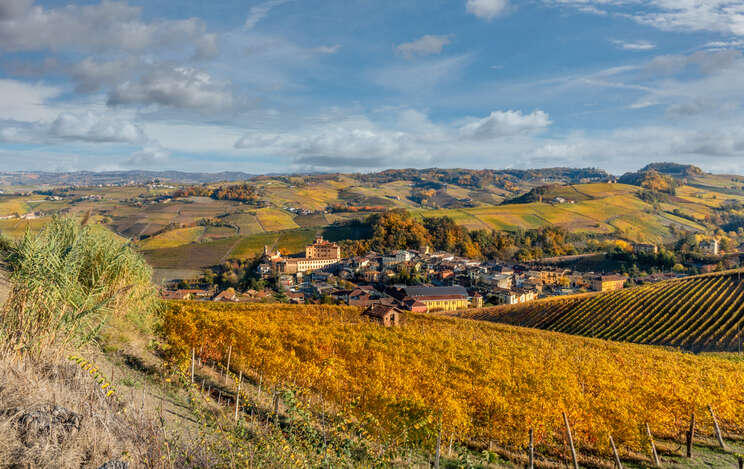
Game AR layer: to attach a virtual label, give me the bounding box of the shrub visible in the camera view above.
[0,216,157,355]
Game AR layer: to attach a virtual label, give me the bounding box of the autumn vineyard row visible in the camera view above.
[162,301,744,461]
[462,269,744,351]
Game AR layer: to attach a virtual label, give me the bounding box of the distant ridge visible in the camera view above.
[458,269,744,352]
[0,170,257,186]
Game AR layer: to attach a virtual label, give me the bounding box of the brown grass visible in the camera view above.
[0,350,166,468]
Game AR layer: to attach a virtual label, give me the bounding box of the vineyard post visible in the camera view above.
[448,433,454,457]
[686,413,695,458]
[434,412,442,469]
[645,422,660,467]
[529,428,535,469]
[708,404,727,450]
[273,388,279,426]
[609,435,622,469]
[198,342,203,366]
[218,390,222,406]
[738,455,743,469]
[234,370,242,423]
[225,344,232,384]
[191,347,195,384]
[562,412,579,469]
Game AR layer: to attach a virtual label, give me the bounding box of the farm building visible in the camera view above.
[362,304,403,327]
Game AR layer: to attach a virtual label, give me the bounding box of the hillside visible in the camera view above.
[164,301,744,468]
[5,164,744,282]
[459,270,744,352]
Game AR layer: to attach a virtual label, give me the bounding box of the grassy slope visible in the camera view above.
[459,269,744,352]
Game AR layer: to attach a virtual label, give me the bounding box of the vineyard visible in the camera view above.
[162,301,744,467]
[460,270,744,352]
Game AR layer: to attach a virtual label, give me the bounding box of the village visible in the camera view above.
[160,235,709,322]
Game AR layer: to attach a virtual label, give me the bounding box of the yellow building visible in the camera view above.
[401,286,470,313]
[591,275,627,292]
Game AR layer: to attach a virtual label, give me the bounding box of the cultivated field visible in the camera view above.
[163,301,744,468]
[460,270,744,351]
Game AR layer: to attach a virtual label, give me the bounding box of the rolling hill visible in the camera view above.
[459,270,744,352]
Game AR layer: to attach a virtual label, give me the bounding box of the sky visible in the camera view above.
[1,0,744,175]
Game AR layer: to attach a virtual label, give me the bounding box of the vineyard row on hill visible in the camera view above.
[162,301,744,464]
[461,270,744,351]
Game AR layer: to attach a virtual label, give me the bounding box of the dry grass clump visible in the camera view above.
[0,216,157,356]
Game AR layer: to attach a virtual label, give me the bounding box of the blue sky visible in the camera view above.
[1,0,744,174]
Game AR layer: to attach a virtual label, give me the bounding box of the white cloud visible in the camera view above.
[49,111,145,143]
[466,0,509,20]
[612,39,656,51]
[123,144,170,166]
[0,111,146,145]
[549,1,744,37]
[460,110,551,139]
[396,34,453,58]
[0,1,216,55]
[0,79,61,121]
[233,108,553,170]
[194,33,219,60]
[245,0,290,30]
[108,66,234,112]
[235,116,434,169]
[71,57,141,93]
[0,0,32,20]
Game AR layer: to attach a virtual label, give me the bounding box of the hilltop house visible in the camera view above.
[362,304,403,327]
[213,288,238,302]
[699,239,719,255]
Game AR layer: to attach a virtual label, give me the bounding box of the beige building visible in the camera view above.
[592,275,627,292]
[493,288,538,305]
[305,236,341,259]
[277,236,342,274]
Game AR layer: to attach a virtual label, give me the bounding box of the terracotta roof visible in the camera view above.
[362,304,401,319]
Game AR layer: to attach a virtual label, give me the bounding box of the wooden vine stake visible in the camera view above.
[562,412,579,469]
[609,435,623,469]
[737,455,743,469]
[234,370,242,422]
[190,347,195,384]
[645,422,660,467]
[225,345,232,384]
[685,413,695,458]
[707,404,727,450]
[434,412,442,469]
[528,428,535,469]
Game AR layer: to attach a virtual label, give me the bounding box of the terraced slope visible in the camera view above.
[460,270,744,351]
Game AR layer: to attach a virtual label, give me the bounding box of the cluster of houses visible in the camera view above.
[251,236,638,310]
[163,237,729,320]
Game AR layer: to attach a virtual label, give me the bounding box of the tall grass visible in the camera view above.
[0,216,156,355]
